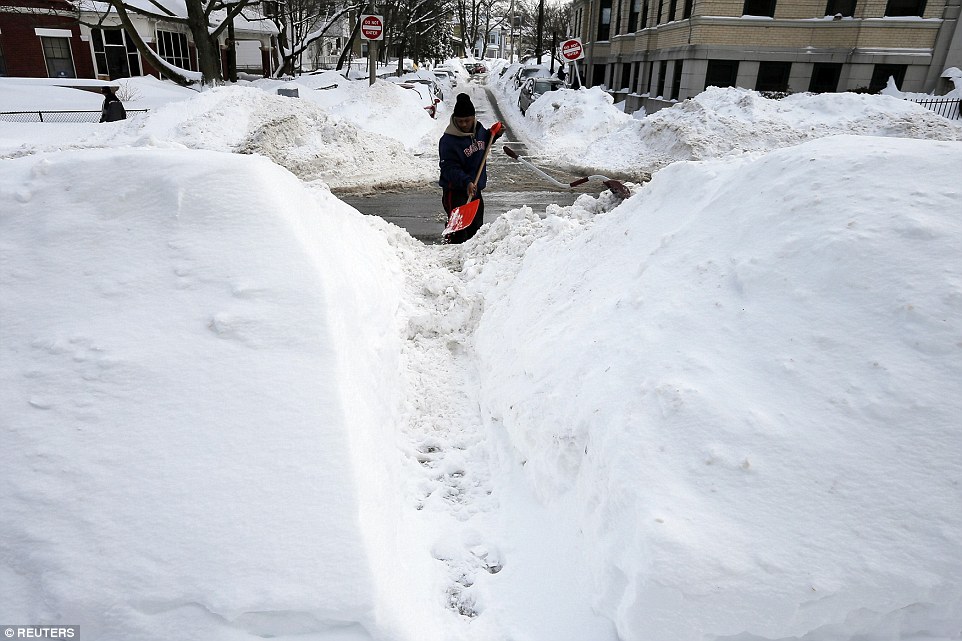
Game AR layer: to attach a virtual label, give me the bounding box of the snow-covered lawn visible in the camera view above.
[2,69,961,641]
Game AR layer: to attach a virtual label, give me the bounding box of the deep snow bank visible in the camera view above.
[0,83,437,191]
[471,136,962,640]
[0,149,429,640]
[511,85,962,176]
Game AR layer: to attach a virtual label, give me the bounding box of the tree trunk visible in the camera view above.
[227,16,238,82]
[185,0,223,84]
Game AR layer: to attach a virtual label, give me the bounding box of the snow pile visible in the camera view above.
[254,74,444,151]
[502,82,962,176]
[0,80,438,190]
[468,135,962,640]
[0,148,439,640]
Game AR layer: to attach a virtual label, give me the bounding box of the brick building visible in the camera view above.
[568,0,962,113]
[0,0,276,80]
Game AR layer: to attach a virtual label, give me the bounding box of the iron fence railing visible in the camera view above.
[908,97,961,120]
[0,109,149,123]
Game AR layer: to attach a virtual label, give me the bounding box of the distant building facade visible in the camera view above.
[568,0,962,112]
[0,0,276,80]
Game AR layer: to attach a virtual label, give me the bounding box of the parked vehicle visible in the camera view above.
[518,77,564,115]
[387,78,440,118]
[465,62,488,74]
[396,71,444,100]
[514,65,549,89]
[432,69,457,90]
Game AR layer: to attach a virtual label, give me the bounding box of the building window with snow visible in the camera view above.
[809,63,842,92]
[756,61,791,92]
[598,0,612,40]
[884,0,926,16]
[158,30,194,71]
[41,37,76,78]
[628,0,641,32]
[825,0,856,16]
[743,0,776,17]
[869,64,906,92]
[705,59,739,89]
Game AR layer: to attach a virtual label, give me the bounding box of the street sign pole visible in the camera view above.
[369,4,376,86]
[360,12,385,86]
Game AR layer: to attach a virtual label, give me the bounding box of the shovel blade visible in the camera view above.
[442,199,480,237]
[603,180,631,200]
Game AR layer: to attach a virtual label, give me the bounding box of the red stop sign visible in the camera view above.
[560,38,584,62]
[361,14,384,40]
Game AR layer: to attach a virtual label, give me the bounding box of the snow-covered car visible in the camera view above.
[432,68,457,89]
[395,71,444,101]
[387,78,440,118]
[514,65,549,89]
[518,77,564,115]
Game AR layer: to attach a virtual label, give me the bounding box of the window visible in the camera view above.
[592,63,607,87]
[41,37,75,78]
[668,0,678,21]
[158,30,193,71]
[656,59,667,97]
[809,63,841,92]
[615,0,622,34]
[743,0,776,16]
[884,0,925,15]
[683,0,694,18]
[621,63,631,89]
[670,60,683,99]
[756,61,791,92]
[0,40,6,76]
[92,28,141,79]
[641,0,650,27]
[869,64,906,92]
[825,0,856,16]
[628,0,641,31]
[647,60,655,93]
[657,0,665,22]
[705,59,739,88]
[598,0,612,40]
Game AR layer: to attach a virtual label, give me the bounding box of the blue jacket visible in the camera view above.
[438,119,491,191]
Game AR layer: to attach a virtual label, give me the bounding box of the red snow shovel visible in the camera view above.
[442,123,503,238]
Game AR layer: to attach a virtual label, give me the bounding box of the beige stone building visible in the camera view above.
[568,0,962,112]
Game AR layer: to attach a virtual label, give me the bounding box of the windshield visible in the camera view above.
[532,79,558,93]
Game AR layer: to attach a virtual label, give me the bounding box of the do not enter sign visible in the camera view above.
[560,38,585,62]
[360,14,384,40]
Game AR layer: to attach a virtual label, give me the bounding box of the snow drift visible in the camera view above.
[0,148,437,640]
[470,135,962,640]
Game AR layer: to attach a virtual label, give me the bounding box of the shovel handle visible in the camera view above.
[569,177,589,187]
[503,145,519,159]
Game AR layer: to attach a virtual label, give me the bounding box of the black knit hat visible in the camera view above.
[453,93,476,117]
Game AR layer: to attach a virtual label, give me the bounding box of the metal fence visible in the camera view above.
[908,97,961,120]
[0,110,149,123]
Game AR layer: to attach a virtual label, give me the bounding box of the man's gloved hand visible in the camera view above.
[489,121,505,141]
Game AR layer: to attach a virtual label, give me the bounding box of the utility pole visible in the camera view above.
[536,0,544,63]
[508,0,515,63]
[550,31,556,72]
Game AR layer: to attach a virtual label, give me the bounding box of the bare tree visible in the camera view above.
[267,0,360,76]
